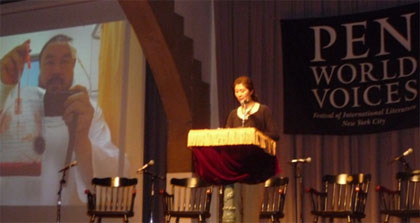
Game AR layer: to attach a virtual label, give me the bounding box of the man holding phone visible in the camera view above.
[0,34,124,205]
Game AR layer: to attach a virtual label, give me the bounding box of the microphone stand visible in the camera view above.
[398,157,413,173]
[292,162,305,223]
[56,115,78,223]
[241,102,246,127]
[56,168,68,223]
[143,170,165,223]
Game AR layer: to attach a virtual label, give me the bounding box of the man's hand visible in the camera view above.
[62,85,94,134]
[63,85,94,185]
[0,40,30,85]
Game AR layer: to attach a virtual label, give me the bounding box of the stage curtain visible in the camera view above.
[98,21,146,222]
[214,1,420,222]
[98,21,126,145]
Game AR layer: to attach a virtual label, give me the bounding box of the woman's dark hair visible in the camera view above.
[233,75,259,102]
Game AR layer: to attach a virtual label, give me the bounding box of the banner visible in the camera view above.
[282,3,419,135]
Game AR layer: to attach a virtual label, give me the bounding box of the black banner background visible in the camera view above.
[282,3,419,135]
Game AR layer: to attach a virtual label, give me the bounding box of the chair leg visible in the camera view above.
[96,217,102,223]
[346,215,351,223]
[313,216,318,223]
[90,215,95,223]
[165,215,171,223]
[124,215,128,223]
[199,214,208,223]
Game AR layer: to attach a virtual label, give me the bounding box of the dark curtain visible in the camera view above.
[214,1,420,222]
[143,63,167,223]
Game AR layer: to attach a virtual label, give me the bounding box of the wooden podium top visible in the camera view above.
[187,127,276,156]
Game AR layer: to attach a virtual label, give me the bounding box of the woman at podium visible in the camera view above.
[224,75,280,223]
[190,75,280,222]
[226,75,279,141]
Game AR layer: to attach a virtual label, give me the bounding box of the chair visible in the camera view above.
[376,170,420,223]
[260,176,289,223]
[307,173,371,223]
[161,177,213,223]
[85,177,138,223]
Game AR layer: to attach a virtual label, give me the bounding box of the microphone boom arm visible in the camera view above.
[399,156,413,172]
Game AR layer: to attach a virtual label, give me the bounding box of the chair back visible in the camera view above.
[322,173,371,213]
[86,177,137,223]
[162,177,213,223]
[376,170,420,222]
[260,176,289,223]
[397,170,420,211]
[308,173,371,222]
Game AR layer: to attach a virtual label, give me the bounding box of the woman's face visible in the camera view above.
[234,83,253,104]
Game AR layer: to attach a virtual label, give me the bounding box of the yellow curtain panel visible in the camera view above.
[98,21,127,145]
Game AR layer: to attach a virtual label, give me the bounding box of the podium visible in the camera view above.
[188,128,279,222]
[187,127,278,185]
[188,127,276,155]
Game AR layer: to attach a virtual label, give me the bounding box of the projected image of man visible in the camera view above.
[0,34,125,205]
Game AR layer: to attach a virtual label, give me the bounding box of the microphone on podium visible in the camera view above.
[137,160,155,173]
[289,157,312,164]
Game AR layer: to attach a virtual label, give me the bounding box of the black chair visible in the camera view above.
[85,177,138,223]
[307,173,371,223]
[260,176,289,223]
[161,177,213,223]
[376,170,420,223]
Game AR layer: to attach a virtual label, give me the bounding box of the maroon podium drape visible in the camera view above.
[193,146,280,185]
